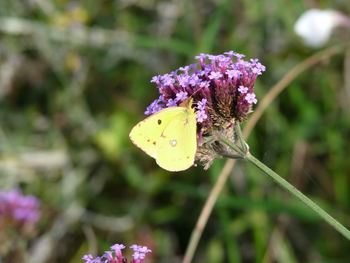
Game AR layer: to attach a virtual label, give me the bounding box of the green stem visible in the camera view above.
[219,137,350,240]
[219,137,245,156]
[234,122,248,152]
[246,153,350,240]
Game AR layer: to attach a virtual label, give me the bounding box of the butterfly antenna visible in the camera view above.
[180,82,208,108]
[179,97,194,108]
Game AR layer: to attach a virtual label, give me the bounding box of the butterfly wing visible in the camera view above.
[129,107,187,159]
[155,106,197,171]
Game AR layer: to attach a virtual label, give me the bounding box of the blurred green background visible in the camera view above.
[1,0,350,262]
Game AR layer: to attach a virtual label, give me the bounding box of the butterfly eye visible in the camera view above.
[157,119,162,125]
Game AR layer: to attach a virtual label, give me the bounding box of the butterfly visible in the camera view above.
[129,99,197,172]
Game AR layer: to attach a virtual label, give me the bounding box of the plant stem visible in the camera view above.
[220,137,350,240]
[245,153,350,240]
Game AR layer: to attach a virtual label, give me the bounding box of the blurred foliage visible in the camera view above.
[1,0,350,262]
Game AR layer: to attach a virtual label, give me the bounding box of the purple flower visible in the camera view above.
[226,69,241,79]
[0,189,40,225]
[238,86,248,94]
[82,254,94,262]
[111,244,126,260]
[195,53,208,60]
[161,74,175,86]
[206,54,216,61]
[178,65,190,72]
[177,74,190,87]
[196,99,208,123]
[111,244,126,250]
[82,243,151,263]
[175,91,188,102]
[208,71,223,80]
[235,53,246,59]
[142,51,266,169]
[224,51,245,59]
[130,245,152,263]
[144,98,164,115]
[199,81,210,89]
[138,246,152,253]
[166,98,177,107]
[245,93,258,104]
[196,111,207,123]
[251,60,266,75]
[189,74,200,86]
[144,50,265,134]
[104,251,113,259]
[150,75,161,84]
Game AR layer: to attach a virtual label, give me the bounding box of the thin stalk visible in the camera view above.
[234,122,248,152]
[247,153,350,240]
[219,137,350,240]
[219,153,244,159]
[219,137,245,156]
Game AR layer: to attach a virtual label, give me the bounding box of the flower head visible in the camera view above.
[0,188,40,226]
[82,243,151,263]
[146,51,264,125]
[145,51,265,168]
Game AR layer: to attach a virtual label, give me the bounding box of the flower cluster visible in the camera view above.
[82,243,152,263]
[0,188,40,226]
[146,51,265,135]
[145,51,265,168]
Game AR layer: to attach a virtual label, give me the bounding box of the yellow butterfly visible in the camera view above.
[129,99,197,171]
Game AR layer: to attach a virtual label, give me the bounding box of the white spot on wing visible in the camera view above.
[169,140,177,147]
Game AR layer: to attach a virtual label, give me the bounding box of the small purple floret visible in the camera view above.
[130,245,152,262]
[177,75,189,87]
[166,98,177,107]
[162,74,175,86]
[238,86,248,94]
[175,91,188,102]
[226,69,241,79]
[196,99,208,123]
[208,71,223,80]
[144,98,164,115]
[82,254,94,262]
[111,244,126,250]
[245,93,258,104]
[150,75,161,84]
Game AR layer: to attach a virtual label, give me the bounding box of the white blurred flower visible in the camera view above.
[294,9,350,48]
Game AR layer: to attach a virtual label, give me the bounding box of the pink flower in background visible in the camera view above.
[0,188,40,225]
